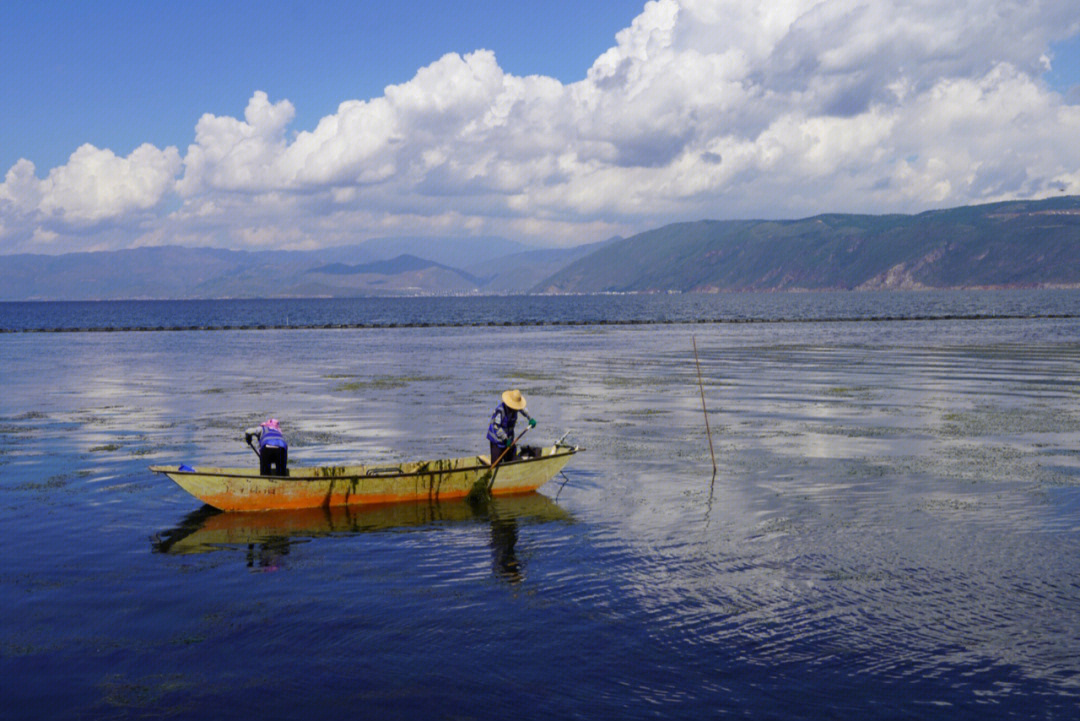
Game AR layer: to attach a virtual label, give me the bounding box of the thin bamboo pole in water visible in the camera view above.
[693,335,717,474]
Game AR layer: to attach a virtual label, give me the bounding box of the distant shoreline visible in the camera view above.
[4,282,1080,303]
[4,311,1078,334]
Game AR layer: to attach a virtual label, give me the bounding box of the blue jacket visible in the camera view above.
[258,425,287,451]
[486,403,517,446]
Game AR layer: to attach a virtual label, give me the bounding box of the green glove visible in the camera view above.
[528,417,537,428]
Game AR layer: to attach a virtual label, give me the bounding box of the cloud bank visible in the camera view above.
[3,0,1079,253]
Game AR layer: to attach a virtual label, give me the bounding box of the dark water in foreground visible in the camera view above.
[2,292,1080,719]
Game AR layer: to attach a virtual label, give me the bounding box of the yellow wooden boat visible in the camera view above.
[151,443,578,512]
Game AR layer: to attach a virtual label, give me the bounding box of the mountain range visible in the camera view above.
[539,195,1080,293]
[0,239,608,300]
[1,196,1077,300]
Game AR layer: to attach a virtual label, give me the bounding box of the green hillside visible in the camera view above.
[535,196,1080,293]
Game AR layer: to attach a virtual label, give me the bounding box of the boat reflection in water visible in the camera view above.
[151,492,571,581]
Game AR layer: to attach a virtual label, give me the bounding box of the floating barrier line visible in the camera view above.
[1,312,1078,333]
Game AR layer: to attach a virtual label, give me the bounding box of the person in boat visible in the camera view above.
[487,389,536,464]
[244,418,288,476]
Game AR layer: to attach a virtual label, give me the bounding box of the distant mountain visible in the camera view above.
[309,254,484,288]
[0,236,578,300]
[465,238,621,292]
[337,236,530,267]
[535,196,1080,293]
[4,198,1077,300]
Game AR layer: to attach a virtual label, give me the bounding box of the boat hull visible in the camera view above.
[151,445,576,512]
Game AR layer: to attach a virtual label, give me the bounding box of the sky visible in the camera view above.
[1,0,1079,255]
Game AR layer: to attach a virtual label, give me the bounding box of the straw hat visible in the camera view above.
[501,389,527,410]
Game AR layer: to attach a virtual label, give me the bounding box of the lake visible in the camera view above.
[2,291,1079,719]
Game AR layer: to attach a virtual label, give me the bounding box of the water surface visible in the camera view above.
[1,295,1079,719]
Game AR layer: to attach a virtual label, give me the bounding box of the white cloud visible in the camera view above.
[0,143,181,247]
[3,0,1080,253]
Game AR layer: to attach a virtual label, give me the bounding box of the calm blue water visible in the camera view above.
[1,288,1078,331]
[2,291,1080,719]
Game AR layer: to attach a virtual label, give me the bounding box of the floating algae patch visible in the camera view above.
[503,370,563,382]
[748,515,798,540]
[89,444,122,452]
[288,428,352,447]
[938,405,1080,438]
[919,497,983,513]
[11,475,70,492]
[332,374,449,392]
[919,442,1041,485]
[101,482,146,494]
[626,408,673,417]
[823,386,876,400]
[823,566,892,584]
[13,411,48,421]
[602,374,691,389]
[202,415,256,430]
[807,424,890,438]
[98,673,195,711]
[0,423,42,436]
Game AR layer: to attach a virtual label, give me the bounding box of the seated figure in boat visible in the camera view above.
[487,389,537,464]
[244,418,289,476]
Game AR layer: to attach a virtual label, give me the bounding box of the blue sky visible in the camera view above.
[1,0,645,174]
[2,0,1079,254]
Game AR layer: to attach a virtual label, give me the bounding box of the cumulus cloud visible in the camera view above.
[0,143,181,248]
[3,0,1080,253]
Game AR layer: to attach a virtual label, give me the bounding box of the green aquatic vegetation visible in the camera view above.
[923,442,1039,485]
[289,429,351,447]
[333,374,448,392]
[504,370,561,381]
[919,498,981,512]
[98,673,193,709]
[2,640,61,656]
[12,476,70,491]
[749,515,796,537]
[89,444,121,452]
[823,386,873,397]
[938,405,1080,437]
[0,424,39,435]
[14,411,48,420]
[201,387,226,394]
[822,386,878,402]
[169,635,206,646]
[203,416,260,430]
[102,482,144,494]
[335,381,374,391]
[807,424,907,439]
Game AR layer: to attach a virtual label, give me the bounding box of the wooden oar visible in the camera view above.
[491,425,530,470]
[486,425,532,493]
[468,426,533,502]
